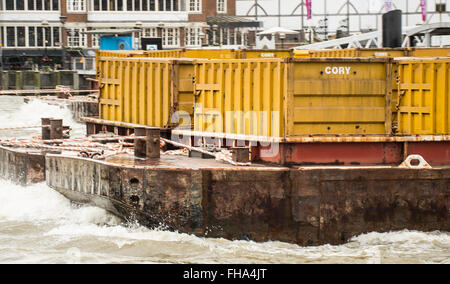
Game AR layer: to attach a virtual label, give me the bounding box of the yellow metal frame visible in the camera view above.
[395,58,450,134]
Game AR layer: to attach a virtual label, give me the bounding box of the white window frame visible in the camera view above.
[188,0,200,12]
[185,27,202,47]
[143,27,158,38]
[162,27,179,47]
[91,34,100,48]
[67,0,86,12]
[0,25,60,48]
[90,0,183,11]
[2,0,59,11]
[216,0,226,14]
[67,28,86,48]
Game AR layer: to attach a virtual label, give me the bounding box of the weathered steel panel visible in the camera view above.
[97,57,195,129]
[193,59,287,138]
[396,58,450,134]
[289,59,391,135]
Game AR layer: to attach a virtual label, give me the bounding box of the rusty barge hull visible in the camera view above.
[45,153,449,246]
[0,146,45,186]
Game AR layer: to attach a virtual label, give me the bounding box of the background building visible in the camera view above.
[0,0,259,71]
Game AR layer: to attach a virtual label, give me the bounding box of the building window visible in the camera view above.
[2,0,60,10]
[17,26,26,46]
[143,28,157,37]
[53,27,60,46]
[217,0,225,13]
[36,27,43,46]
[185,27,202,47]
[16,0,24,10]
[149,0,155,10]
[67,28,86,47]
[162,28,179,47]
[91,0,181,11]
[67,0,85,12]
[92,35,100,48]
[28,27,35,46]
[189,0,200,12]
[5,0,14,10]
[6,27,15,47]
[1,25,59,47]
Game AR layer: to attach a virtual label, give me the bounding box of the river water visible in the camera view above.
[0,96,449,264]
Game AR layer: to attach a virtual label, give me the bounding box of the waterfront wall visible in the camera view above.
[45,154,450,246]
[0,71,91,90]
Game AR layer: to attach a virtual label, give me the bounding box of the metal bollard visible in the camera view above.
[41,118,51,140]
[146,128,160,159]
[49,119,63,139]
[134,127,147,158]
[232,147,250,163]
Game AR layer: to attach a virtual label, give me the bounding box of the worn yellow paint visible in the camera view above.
[408,47,450,58]
[288,59,391,135]
[300,48,408,58]
[97,49,450,140]
[193,59,286,137]
[396,58,450,134]
[240,49,292,59]
[97,57,195,128]
[143,49,184,58]
[193,58,391,138]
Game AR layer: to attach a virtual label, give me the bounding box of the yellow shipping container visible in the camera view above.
[97,50,145,58]
[142,49,184,58]
[184,49,238,59]
[298,48,408,58]
[141,49,238,59]
[121,49,293,60]
[239,49,292,59]
[408,47,450,58]
[193,58,392,139]
[395,58,450,134]
[97,57,195,128]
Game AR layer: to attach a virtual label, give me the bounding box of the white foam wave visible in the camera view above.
[0,180,118,226]
[0,96,85,138]
[0,174,448,263]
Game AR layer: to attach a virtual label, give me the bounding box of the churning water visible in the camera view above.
[0,96,449,264]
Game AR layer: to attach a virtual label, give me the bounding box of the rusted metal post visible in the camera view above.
[49,119,63,139]
[146,128,160,159]
[86,122,96,136]
[41,118,51,140]
[134,127,147,158]
[232,147,250,163]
